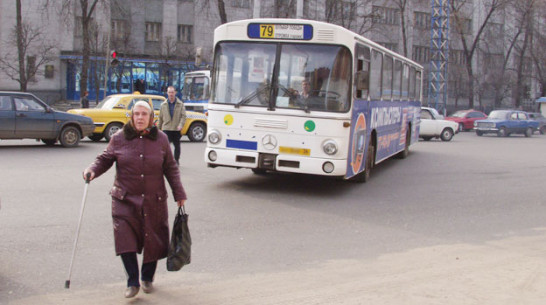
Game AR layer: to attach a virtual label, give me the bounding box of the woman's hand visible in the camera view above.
[177,200,186,207]
[82,169,95,182]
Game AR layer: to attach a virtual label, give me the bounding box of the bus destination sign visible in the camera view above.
[248,23,313,40]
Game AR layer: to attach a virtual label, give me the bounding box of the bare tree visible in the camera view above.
[389,0,409,57]
[450,0,509,109]
[530,11,546,97]
[0,0,55,91]
[196,0,228,24]
[324,0,377,35]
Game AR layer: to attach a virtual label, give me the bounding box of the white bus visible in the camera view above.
[181,70,210,113]
[205,19,423,182]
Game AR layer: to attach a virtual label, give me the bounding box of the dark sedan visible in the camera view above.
[0,92,94,147]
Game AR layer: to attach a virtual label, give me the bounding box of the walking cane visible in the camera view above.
[65,173,91,289]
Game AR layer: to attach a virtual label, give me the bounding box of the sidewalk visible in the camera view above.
[8,232,546,305]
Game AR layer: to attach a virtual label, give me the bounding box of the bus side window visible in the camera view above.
[415,70,422,99]
[409,67,416,99]
[382,55,393,101]
[401,64,409,100]
[393,60,402,100]
[355,45,370,99]
[370,50,382,100]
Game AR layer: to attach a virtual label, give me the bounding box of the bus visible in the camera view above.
[205,19,423,182]
[181,70,210,113]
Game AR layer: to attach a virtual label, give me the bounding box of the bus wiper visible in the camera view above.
[235,84,270,108]
[235,89,259,108]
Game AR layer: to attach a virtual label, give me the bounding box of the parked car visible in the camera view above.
[445,109,487,131]
[0,91,94,147]
[474,110,539,137]
[527,112,546,135]
[419,107,459,141]
[67,93,208,142]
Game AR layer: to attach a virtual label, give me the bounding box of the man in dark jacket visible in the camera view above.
[83,101,187,298]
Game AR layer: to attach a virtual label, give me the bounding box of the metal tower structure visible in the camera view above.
[427,0,450,113]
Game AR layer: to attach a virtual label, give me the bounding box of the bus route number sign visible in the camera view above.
[248,23,313,40]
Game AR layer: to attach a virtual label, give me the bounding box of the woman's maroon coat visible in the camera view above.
[89,124,187,263]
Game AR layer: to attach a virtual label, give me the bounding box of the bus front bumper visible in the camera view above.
[205,148,347,176]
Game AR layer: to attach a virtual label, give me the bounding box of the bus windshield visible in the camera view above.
[182,75,210,101]
[212,42,351,112]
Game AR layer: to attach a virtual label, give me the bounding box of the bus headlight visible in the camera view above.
[322,162,334,173]
[208,130,221,144]
[322,140,338,155]
[208,150,217,161]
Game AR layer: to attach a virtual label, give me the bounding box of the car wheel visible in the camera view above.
[88,134,103,142]
[497,127,507,137]
[42,139,57,146]
[440,128,454,141]
[458,123,464,132]
[104,123,123,142]
[187,122,206,142]
[540,126,546,135]
[59,126,81,147]
[476,130,483,136]
[422,136,432,141]
[524,127,533,137]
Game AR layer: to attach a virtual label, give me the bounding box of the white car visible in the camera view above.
[419,107,459,141]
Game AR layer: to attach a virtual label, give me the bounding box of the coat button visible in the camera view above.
[158,197,162,200]
[141,174,144,178]
[140,136,143,139]
[144,213,147,217]
[141,194,145,197]
[140,154,143,158]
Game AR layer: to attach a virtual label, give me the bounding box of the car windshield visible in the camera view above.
[96,96,122,110]
[488,110,509,120]
[450,111,466,118]
[211,42,351,112]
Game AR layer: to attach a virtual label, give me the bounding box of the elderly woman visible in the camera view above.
[83,101,187,298]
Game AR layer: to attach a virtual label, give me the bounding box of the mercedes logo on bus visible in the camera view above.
[261,134,278,150]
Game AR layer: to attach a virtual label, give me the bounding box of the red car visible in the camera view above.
[445,109,487,131]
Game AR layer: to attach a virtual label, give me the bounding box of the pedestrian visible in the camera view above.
[158,86,187,165]
[81,91,89,108]
[82,100,187,298]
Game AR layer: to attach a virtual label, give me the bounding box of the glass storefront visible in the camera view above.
[62,55,205,101]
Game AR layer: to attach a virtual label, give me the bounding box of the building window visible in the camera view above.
[145,22,162,42]
[74,17,83,37]
[454,17,472,34]
[412,46,430,63]
[372,6,400,25]
[111,19,127,40]
[449,49,467,65]
[177,24,193,43]
[379,42,398,52]
[414,11,431,29]
[231,0,250,8]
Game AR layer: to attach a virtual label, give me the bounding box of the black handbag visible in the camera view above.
[166,206,191,271]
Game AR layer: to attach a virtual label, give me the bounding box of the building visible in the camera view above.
[0,0,542,111]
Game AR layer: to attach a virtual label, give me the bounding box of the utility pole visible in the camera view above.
[427,0,450,114]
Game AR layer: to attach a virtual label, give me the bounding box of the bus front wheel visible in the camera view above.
[352,140,375,183]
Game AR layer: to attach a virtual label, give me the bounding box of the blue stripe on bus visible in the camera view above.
[226,139,257,150]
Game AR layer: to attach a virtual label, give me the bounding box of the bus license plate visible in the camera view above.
[279,146,310,156]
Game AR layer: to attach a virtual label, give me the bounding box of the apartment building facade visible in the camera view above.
[0,0,541,110]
